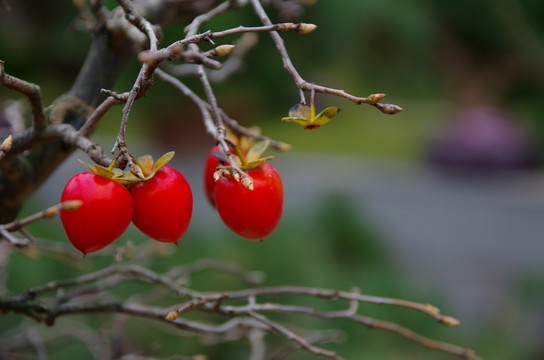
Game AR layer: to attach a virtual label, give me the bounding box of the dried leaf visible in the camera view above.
[288,103,311,119]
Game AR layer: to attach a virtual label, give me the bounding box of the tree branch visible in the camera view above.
[0,60,46,130]
[249,0,402,114]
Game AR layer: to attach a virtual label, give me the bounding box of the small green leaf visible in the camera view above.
[114,171,142,185]
[246,140,270,163]
[78,159,115,178]
[281,117,312,126]
[152,151,175,172]
[111,168,124,178]
[243,155,275,170]
[314,106,340,126]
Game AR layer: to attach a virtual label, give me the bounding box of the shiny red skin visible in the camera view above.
[130,165,193,244]
[215,163,283,241]
[203,145,221,207]
[60,172,133,255]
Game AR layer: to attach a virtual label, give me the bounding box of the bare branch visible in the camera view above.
[79,96,123,137]
[154,68,216,137]
[115,0,160,52]
[0,60,46,130]
[167,258,265,285]
[249,311,343,360]
[249,0,402,114]
[0,201,82,247]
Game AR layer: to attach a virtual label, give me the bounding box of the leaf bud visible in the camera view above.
[165,311,179,321]
[213,170,223,181]
[441,316,460,327]
[297,23,317,34]
[213,44,235,58]
[381,104,403,115]
[61,200,84,212]
[277,142,292,152]
[1,135,12,152]
[44,206,58,218]
[241,176,254,191]
[129,163,145,179]
[368,93,385,105]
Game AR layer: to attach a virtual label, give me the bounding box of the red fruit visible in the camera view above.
[203,145,221,206]
[60,172,133,255]
[214,163,283,241]
[130,165,193,244]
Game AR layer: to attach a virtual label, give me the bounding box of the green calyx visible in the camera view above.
[78,151,175,185]
[217,140,275,171]
[281,103,340,130]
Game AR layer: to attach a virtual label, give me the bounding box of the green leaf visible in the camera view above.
[77,159,115,178]
[314,106,340,126]
[281,116,312,126]
[114,171,143,185]
[152,151,175,172]
[243,155,275,170]
[246,140,270,163]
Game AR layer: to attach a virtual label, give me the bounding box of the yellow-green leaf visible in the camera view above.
[78,159,115,178]
[243,155,275,170]
[281,117,312,126]
[314,106,340,126]
[246,140,270,163]
[152,151,175,172]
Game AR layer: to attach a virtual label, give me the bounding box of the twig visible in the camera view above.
[220,110,291,151]
[184,0,234,37]
[0,60,46,130]
[196,62,253,188]
[156,68,288,151]
[167,258,265,285]
[79,96,123,137]
[248,328,266,360]
[2,259,480,359]
[115,0,159,52]
[111,0,164,178]
[202,301,476,359]
[269,330,344,360]
[166,32,259,81]
[216,286,459,326]
[0,201,82,247]
[154,68,216,137]
[249,0,402,114]
[249,311,343,360]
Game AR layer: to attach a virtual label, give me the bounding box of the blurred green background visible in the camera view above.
[2,0,544,359]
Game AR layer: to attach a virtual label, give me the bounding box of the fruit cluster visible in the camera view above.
[60,145,283,255]
[60,158,193,255]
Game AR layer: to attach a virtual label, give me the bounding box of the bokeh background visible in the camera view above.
[1,0,544,359]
